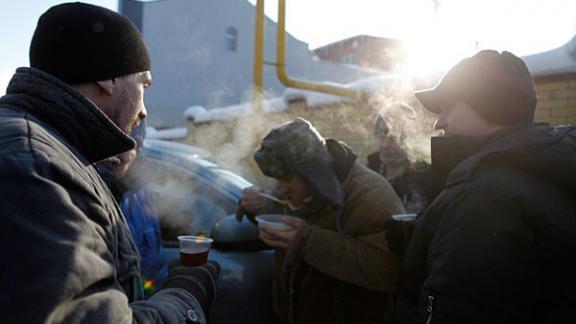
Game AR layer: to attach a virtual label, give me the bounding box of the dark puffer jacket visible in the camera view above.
[0,68,204,323]
[397,123,576,324]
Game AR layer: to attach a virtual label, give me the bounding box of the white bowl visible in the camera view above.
[391,213,418,222]
[255,214,293,231]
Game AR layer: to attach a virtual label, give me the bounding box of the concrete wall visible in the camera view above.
[121,0,377,128]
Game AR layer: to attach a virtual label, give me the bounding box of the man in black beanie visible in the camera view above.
[396,50,576,323]
[0,3,218,323]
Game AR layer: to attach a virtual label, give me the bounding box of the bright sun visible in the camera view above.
[399,1,478,77]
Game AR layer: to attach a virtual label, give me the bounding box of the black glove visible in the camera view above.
[235,204,257,224]
[162,260,220,316]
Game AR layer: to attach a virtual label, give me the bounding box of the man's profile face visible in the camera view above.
[276,175,313,208]
[434,99,500,137]
[107,71,152,133]
[378,134,405,164]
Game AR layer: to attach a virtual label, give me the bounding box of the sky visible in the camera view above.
[1,0,575,94]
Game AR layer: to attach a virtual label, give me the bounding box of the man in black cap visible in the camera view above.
[396,50,576,323]
[238,117,405,324]
[0,3,217,323]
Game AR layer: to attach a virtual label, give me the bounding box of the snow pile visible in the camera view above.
[183,72,420,124]
[522,35,576,77]
[146,127,188,140]
[283,87,349,107]
[184,97,286,123]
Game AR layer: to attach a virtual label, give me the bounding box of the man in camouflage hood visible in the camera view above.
[239,117,405,324]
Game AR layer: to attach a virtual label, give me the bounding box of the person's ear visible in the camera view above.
[95,79,117,96]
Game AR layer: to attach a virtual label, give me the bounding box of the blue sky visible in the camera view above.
[1,0,575,94]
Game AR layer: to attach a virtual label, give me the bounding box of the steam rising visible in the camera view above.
[131,73,438,236]
[186,74,437,185]
[125,153,238,238]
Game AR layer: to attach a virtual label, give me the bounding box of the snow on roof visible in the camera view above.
[523,35,576,77]
[283,87,350,107]
[183,72,418,124]
[146,127,188,140]
[183,98,287,123]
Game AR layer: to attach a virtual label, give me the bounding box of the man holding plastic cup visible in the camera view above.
[0,3,218,323]
[238,117,405,323]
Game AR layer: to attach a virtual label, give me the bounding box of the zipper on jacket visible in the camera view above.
[424,295,434,324]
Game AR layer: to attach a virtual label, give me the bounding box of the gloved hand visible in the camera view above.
[162,260,220,317]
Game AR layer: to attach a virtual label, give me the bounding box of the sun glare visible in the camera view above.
[400,0,478,77]
[404,36,476,77]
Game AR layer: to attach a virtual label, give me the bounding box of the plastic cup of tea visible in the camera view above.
[390,213,418,252]
[177,236,214,266]
[255,214,293,232]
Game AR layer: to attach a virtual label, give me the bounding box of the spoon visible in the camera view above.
[259,192,289,205]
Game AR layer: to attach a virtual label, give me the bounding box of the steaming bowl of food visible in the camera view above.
[255,214,294,231]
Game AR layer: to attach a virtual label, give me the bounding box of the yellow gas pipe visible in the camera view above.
[252,0,265,115]
[276,0,365,100]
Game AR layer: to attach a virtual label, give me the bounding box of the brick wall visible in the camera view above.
[534,75,576,125]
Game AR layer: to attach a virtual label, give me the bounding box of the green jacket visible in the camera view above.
[272,161,405,324]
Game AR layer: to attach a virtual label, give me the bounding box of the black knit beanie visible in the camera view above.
[416,50,537,126]
[30,2,151,84]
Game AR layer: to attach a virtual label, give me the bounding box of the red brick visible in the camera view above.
[545,117,569,125]
[536,91,551,100]
[536,81,568,91]
[550,107,576,117]
[537,99,568,109]
[552,89,576,99]
[534,108,550,118]
[567,116,576,125]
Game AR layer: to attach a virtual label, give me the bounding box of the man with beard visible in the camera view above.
[97,121,169,297]
[396,50,576,324]
[0,3,217,323]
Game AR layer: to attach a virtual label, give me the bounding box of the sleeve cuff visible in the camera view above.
[283,220,313,271]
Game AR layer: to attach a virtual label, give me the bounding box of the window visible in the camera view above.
[342,54,355,64]
[225,27,238,52]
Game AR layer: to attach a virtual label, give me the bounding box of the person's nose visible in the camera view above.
[434,114,446,132]
[139,103,148,120]
[277,182,289,196]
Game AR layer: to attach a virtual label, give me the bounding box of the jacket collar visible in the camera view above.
[444,123,561,187]
[0,67,135,163]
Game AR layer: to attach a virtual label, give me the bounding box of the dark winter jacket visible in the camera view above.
[397,123,576,324]
[266,140,406,324]
[0,68,204,323]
